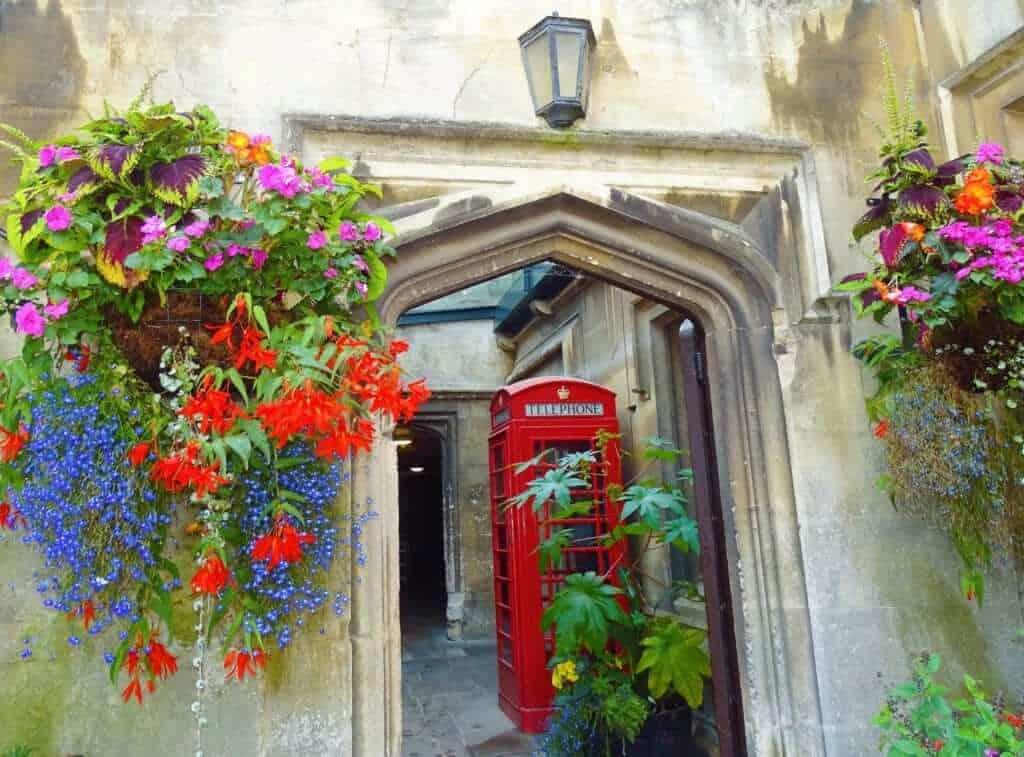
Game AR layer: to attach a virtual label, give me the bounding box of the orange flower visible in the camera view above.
[225,130,272,166]
[0,424,29,462]
[873,419,889,439]
[150,441,228,498]
[252,515,316,570]
[127,442,151,467]
[146,637,178,679]
[121,676,144,705]
[954,167,995,215]
[191,553,232,595]
[872,279,891,302]
[180,382,246,435]
[67,599,95,631]
[0,501,25,530]
[226,131,250,152]
[1005,712,1024,729]
[224,647,267,682]
[234,326,277,372]
[897,222,925,242]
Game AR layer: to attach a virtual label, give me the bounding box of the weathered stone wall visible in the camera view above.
[1,2,1024,755]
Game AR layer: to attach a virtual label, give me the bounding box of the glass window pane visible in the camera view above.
[554,31,582,98]
[524,34,553,107]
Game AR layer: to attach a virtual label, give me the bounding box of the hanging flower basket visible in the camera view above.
[0,96,430,712]
[841,63,1024,599]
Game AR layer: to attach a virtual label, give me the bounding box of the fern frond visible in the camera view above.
[130,71,164,112]
[0,139,31,159]
[879,38,901,138]
[0,123,35,149]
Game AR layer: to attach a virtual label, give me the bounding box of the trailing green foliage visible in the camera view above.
[875,653,1024,756]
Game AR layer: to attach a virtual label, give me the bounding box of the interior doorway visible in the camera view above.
[398,425,446,637]
[394,261,745,756]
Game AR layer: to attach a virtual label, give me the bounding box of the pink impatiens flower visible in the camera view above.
[362,222,382,242]
[38,145,80,166]
[354,280,368,297]
[11,268,38,290]
[184,219,210,238]
[307,230,328,250]
[324,267,338,279]
[339,221,359,242]
[44,205,72,231]
[226,243,249,258]
[15,303,45,337]
[167,236,190,253]
[37,145,57,168]
[250,248,268,269]
[884,286,931,306]
[204,253,225,272]
[976,142,1004,165]
[55,146,80,162]
[307,167,334,189]
[352,254,368,273]
[140,215,167,245]
[257,162,305,199]
[44,299,69,320]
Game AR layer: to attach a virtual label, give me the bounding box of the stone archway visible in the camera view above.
[348,184,827,757]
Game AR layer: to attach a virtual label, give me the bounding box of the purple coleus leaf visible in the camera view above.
[996,188,1024,213]
[898,184,948,215]
[149,155,205,204]
[902,148,935,172]
[879,225,909,268]
[95,144,138,178]
[852,196,891,241]
[104,216,145,264]
[67,166,99,194]
[19,209,43,234]
[935,156,966,187]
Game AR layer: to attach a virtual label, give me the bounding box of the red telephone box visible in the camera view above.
[488,377,626,733]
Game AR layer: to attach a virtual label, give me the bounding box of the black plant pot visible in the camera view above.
[624,704,694,757]
[583,705,696,757]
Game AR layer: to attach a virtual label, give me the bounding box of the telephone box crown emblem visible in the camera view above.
[556,385,570,400]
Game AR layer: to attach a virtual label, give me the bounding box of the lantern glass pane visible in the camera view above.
[554,31,582,98]
[524,33,553,107]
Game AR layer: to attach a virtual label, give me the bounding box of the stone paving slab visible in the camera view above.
[402,612,536,756]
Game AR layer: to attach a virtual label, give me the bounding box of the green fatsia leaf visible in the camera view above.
[510,467,587,513]
[636,620,710,708]
[537,527,573,572]
[641,436,683,462]
[619,484,685,526]
[317,156,350,173]
[662,514,700,554]
[541,572,626,654]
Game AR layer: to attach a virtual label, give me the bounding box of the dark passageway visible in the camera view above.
[398,426,446,626]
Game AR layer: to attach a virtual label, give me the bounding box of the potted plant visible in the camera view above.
[0,89,428,717]
[513,436,711,756]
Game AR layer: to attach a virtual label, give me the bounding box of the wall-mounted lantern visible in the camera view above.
[518,12,596,128]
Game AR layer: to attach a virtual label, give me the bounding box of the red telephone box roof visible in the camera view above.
[490,377,617,426]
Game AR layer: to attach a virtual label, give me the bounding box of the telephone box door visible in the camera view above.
[488,378,624,733]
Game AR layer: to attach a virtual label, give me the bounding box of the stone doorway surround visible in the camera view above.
[279,116,837,756]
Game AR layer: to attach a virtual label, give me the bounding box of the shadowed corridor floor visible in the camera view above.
[401,604,537,757]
